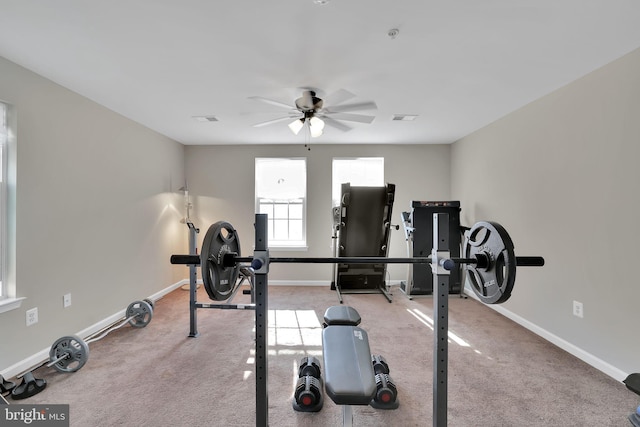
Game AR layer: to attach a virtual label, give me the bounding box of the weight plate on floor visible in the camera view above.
[49,335,90,373]
[201,221,241,301]
[464,221,516,304]
[126,300,153,328]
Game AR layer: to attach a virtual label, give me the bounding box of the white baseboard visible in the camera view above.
[1,280,186,380]
[266,280,329,286]
[466,291,628,382]
[148,280,185,301]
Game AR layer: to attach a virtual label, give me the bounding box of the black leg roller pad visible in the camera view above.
[11,372,47,400]
[370,354,399,409]
[293,356,324,412]
[0,375,16,396]
[625,374,640,426]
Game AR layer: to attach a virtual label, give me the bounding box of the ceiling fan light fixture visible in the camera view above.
[288,118,304,135]
[309,116,325,130]
[310,126,323,138]
[309,116,325,138]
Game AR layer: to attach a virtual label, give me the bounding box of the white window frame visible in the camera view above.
[255,158,307,249]
[0,102,7,300]
[0,101,22,313]
[332,157,385,206]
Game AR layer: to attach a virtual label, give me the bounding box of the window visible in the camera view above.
[0,100,19,312]
[255,158,306,248]
[332,157,384,206]
[0,102,7,299]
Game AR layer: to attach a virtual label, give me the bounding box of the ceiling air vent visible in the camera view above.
[392,114,418,121]
[192,115,218,122]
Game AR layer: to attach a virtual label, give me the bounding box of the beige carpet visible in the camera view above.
[5,285,638,426]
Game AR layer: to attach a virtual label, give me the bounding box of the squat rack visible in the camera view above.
[172,213,543,426]
[183,220,255,338]
[249,212,452,427]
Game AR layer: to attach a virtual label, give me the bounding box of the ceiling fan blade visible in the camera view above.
[321,112,376,124]
[248,96,294,110]
[325,101,378,113]
[324,89,356,106]
[321,116,352,132]
[253,116,300,128]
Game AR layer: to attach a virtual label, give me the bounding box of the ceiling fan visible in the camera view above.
[249,89,377,138]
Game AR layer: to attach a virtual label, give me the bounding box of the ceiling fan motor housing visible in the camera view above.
[295,90,324,112]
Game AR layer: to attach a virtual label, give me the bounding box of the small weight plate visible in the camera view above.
[464,221,516,304]
[126,300,153,328]
[200,221,241,301]
[49,335,89,373]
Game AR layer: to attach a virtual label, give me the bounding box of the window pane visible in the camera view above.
[259,203,273,216]
[273,219,289,240]
[289,220,303,240]
[273,204,288,219]
[289,204,303,219]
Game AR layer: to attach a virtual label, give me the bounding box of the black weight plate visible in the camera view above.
[201,221,241,301]
[464,221,516,304]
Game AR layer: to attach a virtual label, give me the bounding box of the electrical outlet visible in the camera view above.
[63,293,72,308]
[26,307,38,326]
[573,300,584,318]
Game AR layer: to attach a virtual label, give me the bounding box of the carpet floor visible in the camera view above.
[5,285,638,426]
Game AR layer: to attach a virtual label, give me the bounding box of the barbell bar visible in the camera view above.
[170,220,544,305]
[170,254,544,267]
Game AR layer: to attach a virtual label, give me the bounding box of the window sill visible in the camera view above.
[0,297,25,314]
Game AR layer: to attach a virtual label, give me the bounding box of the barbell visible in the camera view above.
[170,220,544,305]
[47,300,154,373]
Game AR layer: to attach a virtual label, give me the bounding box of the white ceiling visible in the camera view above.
[1,1,640,146]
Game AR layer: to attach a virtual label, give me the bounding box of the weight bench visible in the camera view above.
[322,306,377,426]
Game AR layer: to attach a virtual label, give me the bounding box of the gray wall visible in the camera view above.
[0,56,186,373]
[185,144,451,283]
[451,47,640,378]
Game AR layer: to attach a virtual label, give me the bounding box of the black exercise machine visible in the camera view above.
[401,201,465,298]
[331,183,396,303]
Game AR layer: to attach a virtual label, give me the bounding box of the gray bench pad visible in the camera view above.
[322,325,376,405]
[324,305,361,326]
